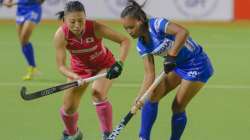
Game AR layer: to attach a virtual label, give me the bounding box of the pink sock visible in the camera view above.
[95,101,113,133]
[60,107,79,135]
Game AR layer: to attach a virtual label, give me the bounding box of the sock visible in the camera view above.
[139,100,158,140]
[170,112,187,140]
[60,107,79,135]
[22,42,36,67]
[95,100,113,133]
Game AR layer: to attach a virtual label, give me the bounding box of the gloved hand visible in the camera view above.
[106,61,123,79]
[164,55,177,74]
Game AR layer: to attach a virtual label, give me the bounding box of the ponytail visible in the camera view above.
[56,1,85,21]
[56,11,64,20]
[121,0,148,25]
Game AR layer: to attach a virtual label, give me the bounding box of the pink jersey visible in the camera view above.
[61,20,115,78]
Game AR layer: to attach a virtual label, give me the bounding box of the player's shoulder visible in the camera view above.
[54,26,66,41]
[149,17,169,28]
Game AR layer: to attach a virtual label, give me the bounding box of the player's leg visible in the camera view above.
[60,81,89,140]
[139,72,181,140]
[18,20,39,80]
[170,80,205,140]
[91,69,113,140]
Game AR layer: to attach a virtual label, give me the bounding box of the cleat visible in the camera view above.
[61,129,83,140]
[22,67,41,80]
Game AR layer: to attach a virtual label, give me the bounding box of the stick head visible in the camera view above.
[20,86,28,100]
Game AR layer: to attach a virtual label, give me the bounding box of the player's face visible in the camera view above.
[65,11,86,36]
[121,16,143,39]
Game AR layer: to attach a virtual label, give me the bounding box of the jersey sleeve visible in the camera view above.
[136,41,149,57]
[151,18,169,35]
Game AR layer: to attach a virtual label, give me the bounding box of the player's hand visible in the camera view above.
[132,96,143,109]
[71,74,87,86]
[106,61,123,79]
[131,96,143,113]
[164,55,177,74]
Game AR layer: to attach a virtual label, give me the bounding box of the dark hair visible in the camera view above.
[121,0,148,24]
[56,0,85,20]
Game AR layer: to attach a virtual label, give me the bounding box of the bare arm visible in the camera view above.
[53,28,80,80]
[94,21,131,63]
[165,22,189,56]
[137,55,156,99]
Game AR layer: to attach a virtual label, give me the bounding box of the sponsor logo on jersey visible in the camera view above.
[153,39,173,56]
[187,71,199,78]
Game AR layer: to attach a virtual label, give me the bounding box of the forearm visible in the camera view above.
[169,30,189,56]
[137,74,155,99]
[118,38,131,63]
[58,65,79,80]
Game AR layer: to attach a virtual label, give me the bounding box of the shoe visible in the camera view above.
[61,129,83,140]
[22,67,41,80]
[102,132,111,140]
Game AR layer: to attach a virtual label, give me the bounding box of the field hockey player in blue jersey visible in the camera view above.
[4,0,44,80]
[120,1,214,140]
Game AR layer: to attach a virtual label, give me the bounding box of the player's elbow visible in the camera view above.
[121,36,132,48]
[178,28,189,38]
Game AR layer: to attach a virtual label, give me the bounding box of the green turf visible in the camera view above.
[0,21,250,140]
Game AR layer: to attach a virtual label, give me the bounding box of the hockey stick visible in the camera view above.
[20,73,107,101]
[107,71,165,140]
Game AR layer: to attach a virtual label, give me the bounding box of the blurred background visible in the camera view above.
[0,0,249,140]
[1,0,249,20]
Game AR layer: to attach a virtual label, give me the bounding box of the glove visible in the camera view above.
[164,55,177,74]
[106,61,123,79]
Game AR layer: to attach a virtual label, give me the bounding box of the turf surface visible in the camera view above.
[0,20,249,140]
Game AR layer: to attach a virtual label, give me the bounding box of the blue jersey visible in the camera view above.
[137,18,204,65]
[136,17,214,83]
[16,0,42,24]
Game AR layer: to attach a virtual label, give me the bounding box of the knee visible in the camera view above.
[92,89,107,103]
[148,94,160,103]
[63,96,79,114]
[63,105,78,115]
[171,99,185,113]
[20,35,30,46]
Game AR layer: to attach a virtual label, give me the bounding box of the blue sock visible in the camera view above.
[139,100,158,140]
[22,42,36,67]
[170,112,187,140]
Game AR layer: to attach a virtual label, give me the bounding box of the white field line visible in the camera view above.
[0,82,250,89]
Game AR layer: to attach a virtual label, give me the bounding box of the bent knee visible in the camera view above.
[172,101,186,113]
[19,35,31,46]
[63,105,78,114]
[148,95,160,102]
[20,39,30,46]
[92,89,107,102]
